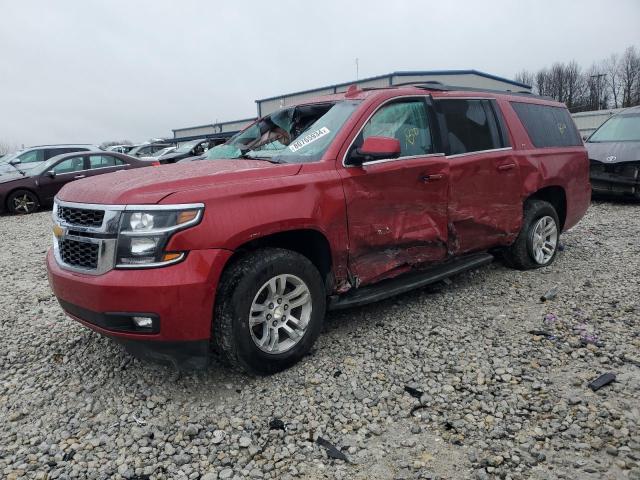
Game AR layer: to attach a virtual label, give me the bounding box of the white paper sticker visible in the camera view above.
[288,127,330,153]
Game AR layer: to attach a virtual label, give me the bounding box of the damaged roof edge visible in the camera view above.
[254,70,532,103]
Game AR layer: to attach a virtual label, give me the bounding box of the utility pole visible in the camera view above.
[590,73,606,110]
[355,58,359,81]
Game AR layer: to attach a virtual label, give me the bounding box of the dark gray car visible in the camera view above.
[586,106,640,199]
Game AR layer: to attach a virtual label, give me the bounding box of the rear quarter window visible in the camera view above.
[510,102,581,148]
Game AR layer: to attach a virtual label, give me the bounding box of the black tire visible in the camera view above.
[503,199,560,270]
[7,189,39,215]
[212,248,326,375]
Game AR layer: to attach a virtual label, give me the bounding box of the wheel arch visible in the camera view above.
[527,186,567,231]
[224,228,334,290]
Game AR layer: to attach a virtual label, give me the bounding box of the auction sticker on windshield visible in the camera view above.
[288,127,330,153]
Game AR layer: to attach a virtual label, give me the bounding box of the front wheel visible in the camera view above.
[7,189,39,214]
[503,199,560,270]
[213,248,326,374]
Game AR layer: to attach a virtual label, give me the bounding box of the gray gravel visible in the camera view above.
[1,200,639,480]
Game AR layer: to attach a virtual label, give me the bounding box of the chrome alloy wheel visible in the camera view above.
[531,215,558,265]
[249,274,312,354]
[13,194,37,214]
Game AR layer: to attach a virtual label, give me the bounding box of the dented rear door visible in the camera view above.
[339,97,449,287]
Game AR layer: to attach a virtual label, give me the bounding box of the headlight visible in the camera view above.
[115,205,203,268]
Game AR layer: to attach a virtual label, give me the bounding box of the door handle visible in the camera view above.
[73,174,86,179]
[421,173,444,183]
[497,163,516,172]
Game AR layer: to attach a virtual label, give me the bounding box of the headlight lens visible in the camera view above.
[115,206,203,268]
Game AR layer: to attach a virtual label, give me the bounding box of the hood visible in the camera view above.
[57,159,302,205]
[0,171,28,184]
[0,162,41,175]
[586,141,640,163]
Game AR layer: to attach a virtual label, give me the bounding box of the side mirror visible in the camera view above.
[582,134,589,141]
[46,170,56,178]
[9,159,21,165]
[347,136,401,166]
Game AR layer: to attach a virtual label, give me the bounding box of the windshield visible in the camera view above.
[175,140,201,153]
[589,114,640,142]
[204,101,361,163]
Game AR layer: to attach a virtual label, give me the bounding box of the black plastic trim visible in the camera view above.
[58,299,160,334]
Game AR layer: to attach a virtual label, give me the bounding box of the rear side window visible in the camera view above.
[436,99,505,155]
[510,102,581,148]
[89,155,124,168]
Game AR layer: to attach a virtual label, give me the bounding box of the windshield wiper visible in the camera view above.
[9,163,26,176]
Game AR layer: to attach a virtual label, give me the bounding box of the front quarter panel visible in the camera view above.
[162,162,349,281]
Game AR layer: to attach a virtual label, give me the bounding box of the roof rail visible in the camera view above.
[391,82,553,100]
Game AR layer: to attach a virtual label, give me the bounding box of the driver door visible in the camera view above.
[38,156,88,203]
[339,97,450,286]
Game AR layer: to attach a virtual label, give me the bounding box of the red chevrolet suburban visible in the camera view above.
[47,84,590,373]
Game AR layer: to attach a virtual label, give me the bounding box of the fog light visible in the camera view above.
[132,316,154,328]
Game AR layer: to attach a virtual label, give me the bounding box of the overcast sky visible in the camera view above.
[1,0,638,147]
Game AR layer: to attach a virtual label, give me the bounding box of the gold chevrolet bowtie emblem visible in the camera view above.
[53,225,64,238]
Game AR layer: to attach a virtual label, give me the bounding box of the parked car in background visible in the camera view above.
[0,151,158,214]
[106,145,134,154]
[586,106,640,199]
[47,83,590,373]
[140,146,177,162]
[0,144,100,175]
[128,142,173,158]
[153,139,214,164]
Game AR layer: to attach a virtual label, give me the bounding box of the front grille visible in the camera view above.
[58,206,104,227]
[60,239,99,270]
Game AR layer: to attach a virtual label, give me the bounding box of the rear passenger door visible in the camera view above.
[435,98,521,254]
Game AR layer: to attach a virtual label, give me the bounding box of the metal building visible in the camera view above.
[255,70,531,116]
[172,69,531,141]
[171,118,255,144]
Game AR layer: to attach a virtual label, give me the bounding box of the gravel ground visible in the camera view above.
[1,200,639,480]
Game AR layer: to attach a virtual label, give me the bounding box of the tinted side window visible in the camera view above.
[437,99,500,155]
[89,155,120,168]
[510,102,581,148]
[361,100,433,157]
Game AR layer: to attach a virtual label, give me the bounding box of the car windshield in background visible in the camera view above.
[175,141,199,153]
[588,114,640,142]
[204,101,361,163]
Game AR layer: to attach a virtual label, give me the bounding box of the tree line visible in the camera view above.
[515,45,640,112]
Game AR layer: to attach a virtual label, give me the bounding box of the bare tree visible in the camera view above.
[535,68,550,96]
[514,70,535,89]
[619,46,640,107]
[604,54,622,108]
[0,142,20,156]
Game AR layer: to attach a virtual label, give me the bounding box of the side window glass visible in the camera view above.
[53,157,85,174]
[18,150,44,163]
[437,99,498,155]
[89,155,117,168]
[510,102,582,147]
[362,101,433,157]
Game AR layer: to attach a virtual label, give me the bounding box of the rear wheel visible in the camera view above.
[503,199,560,270]
[213,248,326,374]
[7,190,39,214]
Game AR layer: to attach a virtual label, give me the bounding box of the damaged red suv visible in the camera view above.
[47,84,590,373]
